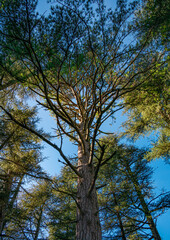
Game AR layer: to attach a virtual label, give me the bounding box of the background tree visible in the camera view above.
[0,0,168,239]
[47,167,77,240]
[34,137,170,240]
[122,64,169,161]
[0,103,48,239]
[137,0,170,44]
[96,137,170,240]
[122,0,170,161]
[2,166,76,240]
[4,180,51,240]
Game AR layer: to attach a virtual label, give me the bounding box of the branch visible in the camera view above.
[100,151,116,167]
[52,185,82,212]
[0,106,82,177]
[0,234,15,240]
[88,144,106,196]
[0,132,14,151]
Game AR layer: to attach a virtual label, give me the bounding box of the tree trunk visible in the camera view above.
[112,192,126,240]
[34,206,43,240]
[126,165,161,240]
[135,188,161,240]
[0,171,13,235]
[9,176,23,210]
[76,142,102,240]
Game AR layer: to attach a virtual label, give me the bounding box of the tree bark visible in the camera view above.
[76,142,102,240]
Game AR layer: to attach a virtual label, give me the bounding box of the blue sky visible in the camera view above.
[36,0,170,239]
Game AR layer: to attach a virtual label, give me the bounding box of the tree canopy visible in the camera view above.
[0,0,169,239]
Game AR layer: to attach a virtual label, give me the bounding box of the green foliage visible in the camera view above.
[122,61,170,161]
[1,135,169,239]
[47,166,77,240]
[4,180,51,240]
[0,0,39,91]
[121,0,170,161]
[135,0,170,44]
[0,0,169,239]
[0,100,48,237]
[96,136,169,239]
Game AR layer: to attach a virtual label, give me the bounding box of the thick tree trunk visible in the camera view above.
[76,143,102,240]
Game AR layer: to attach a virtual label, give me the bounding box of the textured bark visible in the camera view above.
[76,143,102,240]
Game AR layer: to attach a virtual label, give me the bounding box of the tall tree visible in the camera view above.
[122,64,170,161]
[122,0,170,161]
[0,104,48,238]
[6,180,51,240]
[47,167,77,240]
[0,0,167,239]
[97,137,169,240]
